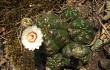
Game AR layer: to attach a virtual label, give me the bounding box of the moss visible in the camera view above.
[6,27,35,70]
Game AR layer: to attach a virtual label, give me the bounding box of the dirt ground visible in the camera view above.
[0,0,110,70]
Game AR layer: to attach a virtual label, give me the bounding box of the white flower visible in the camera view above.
[21,25,43,50]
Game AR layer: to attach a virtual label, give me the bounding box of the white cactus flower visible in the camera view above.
[21,25,43,50]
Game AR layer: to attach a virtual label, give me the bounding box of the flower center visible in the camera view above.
[27,32,37,42]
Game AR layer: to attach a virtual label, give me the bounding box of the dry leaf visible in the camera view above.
[103,1,110,20]
[0,27,5,33]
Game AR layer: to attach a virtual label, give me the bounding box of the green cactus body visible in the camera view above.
[35,12,68,30]
[43,35,59,55]
[62,42,90,58]
[47,29,69,48]
[34,8,94,64]
[69,18,95,44]
[72,44,90,58]
[62,42,75,58]
[79,53,91,64]
[75,54,91,69]
[61,7,79,21]
[47,53,70,70]
[35,12,70,55]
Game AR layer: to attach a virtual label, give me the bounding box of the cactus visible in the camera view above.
[34,12,69,55]
[47,53,70,70]
[34,8,95,56]
[62,42,90,58]
[68,18,95,44]
[61,7,79,21]
[79,53,91,64]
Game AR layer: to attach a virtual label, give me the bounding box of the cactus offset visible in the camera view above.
[62,42,90,58]
[47,53,70,70]
[68,18,95,44]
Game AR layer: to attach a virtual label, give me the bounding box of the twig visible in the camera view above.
[0,35,7,40]
[94,0,99,7]
[98,3,105,14]
[80,0,86,4]
[97,17,110,39]
[87,30,101,46]
[50,0,62,11]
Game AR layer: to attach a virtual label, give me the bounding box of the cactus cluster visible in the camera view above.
[33,7,95,69]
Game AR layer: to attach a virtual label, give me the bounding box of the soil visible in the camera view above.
[0,0,110,70]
